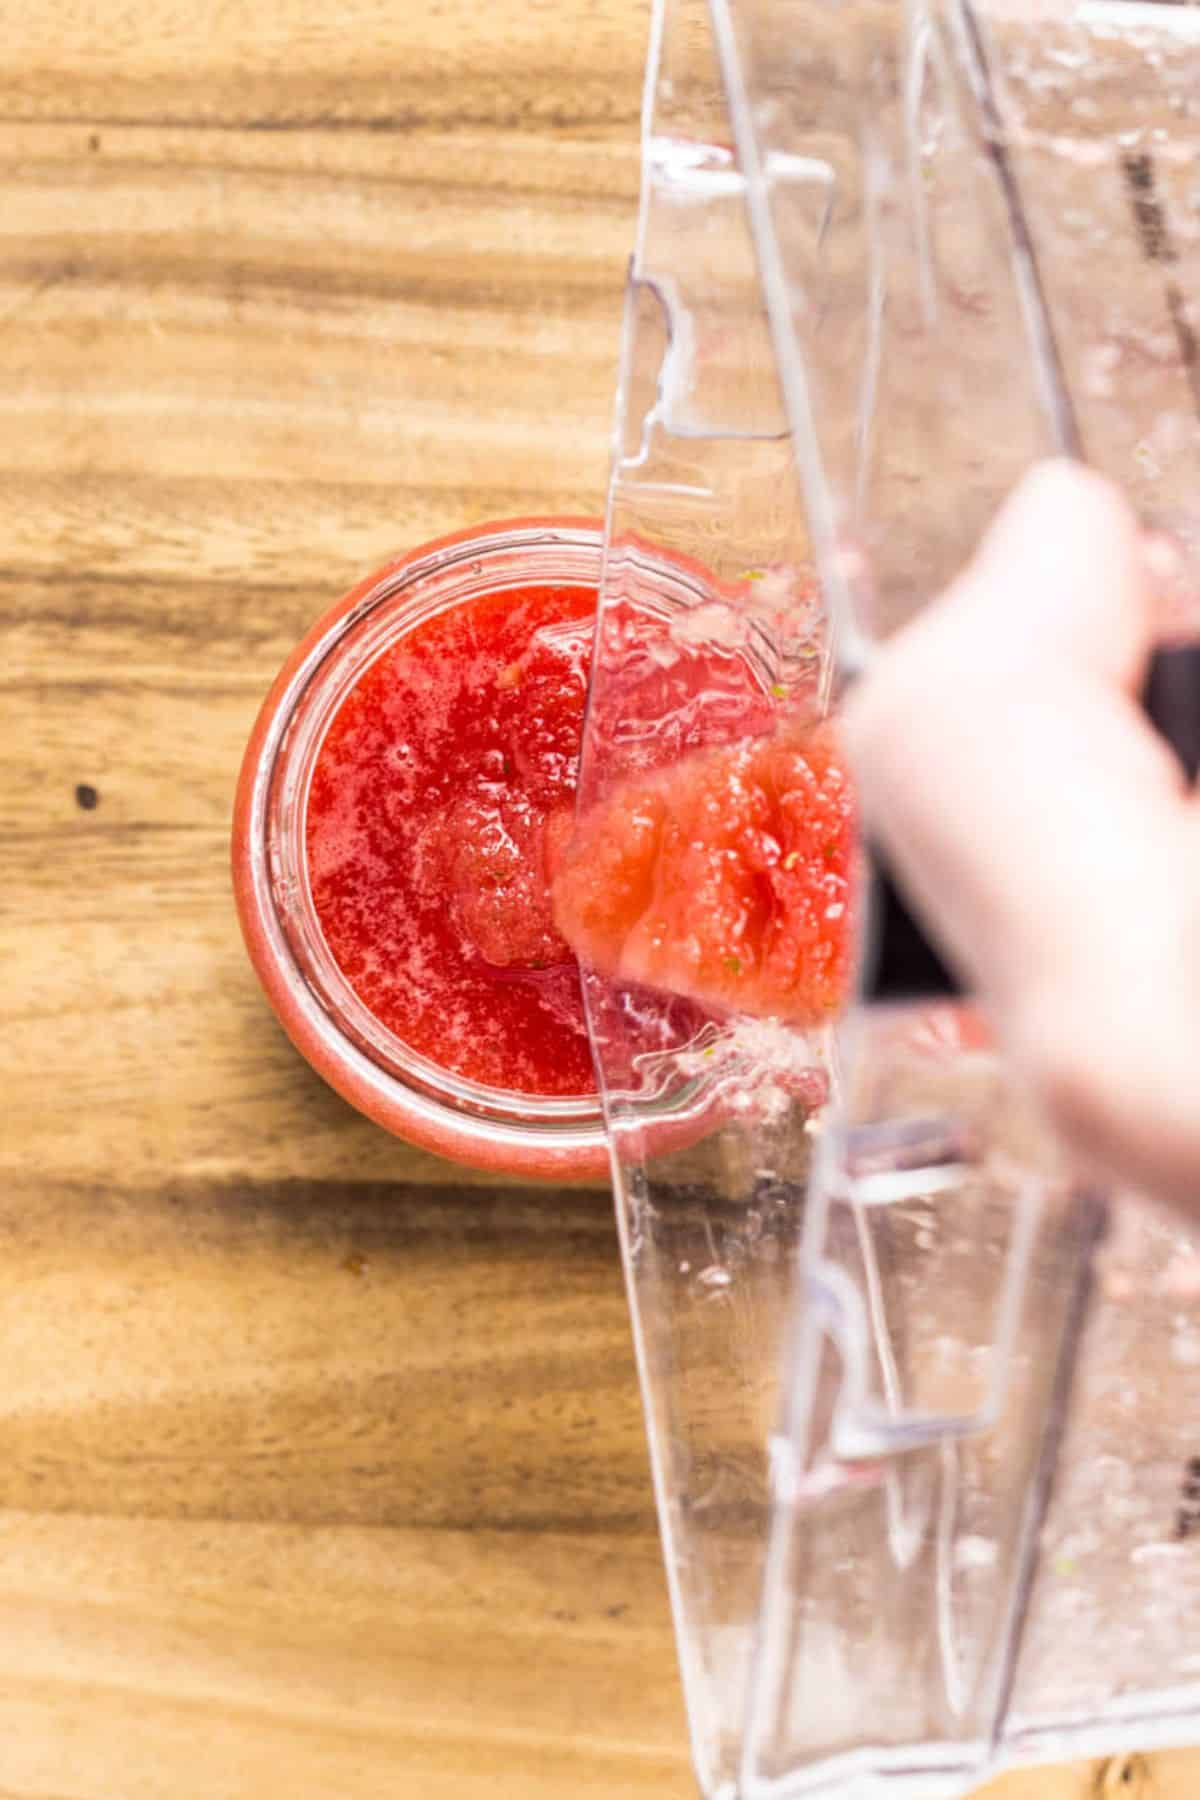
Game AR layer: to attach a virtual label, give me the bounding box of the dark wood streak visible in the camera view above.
[0,109,645,135]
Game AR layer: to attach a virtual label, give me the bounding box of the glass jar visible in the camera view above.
[232,518,610,1181]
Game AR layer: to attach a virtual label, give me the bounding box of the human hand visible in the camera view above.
[843,459,1200,1214]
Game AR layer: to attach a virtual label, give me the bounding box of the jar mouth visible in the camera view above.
[233,516,729,1178]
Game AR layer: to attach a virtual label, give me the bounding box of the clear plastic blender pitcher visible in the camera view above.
[578,1,1200,1794]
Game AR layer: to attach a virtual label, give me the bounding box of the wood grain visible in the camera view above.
[0,0,1195,1794]
[0,108,634,1191]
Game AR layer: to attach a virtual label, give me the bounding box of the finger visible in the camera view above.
[952,458,1154,687]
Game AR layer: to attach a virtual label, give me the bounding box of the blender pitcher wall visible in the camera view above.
[587,0,1200,1796]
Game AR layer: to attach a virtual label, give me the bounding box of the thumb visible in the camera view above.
[952,458,1152,687]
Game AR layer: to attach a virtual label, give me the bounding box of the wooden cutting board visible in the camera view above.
[0,0,1194,1793]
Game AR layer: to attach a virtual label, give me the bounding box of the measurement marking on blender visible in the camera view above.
[1120,150,1200,422]
[1172,1455,1200,1542]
